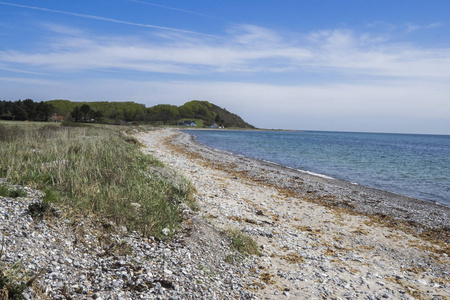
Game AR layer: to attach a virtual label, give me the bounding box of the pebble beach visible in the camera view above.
[1,127,449,299]
[139,128,449,299]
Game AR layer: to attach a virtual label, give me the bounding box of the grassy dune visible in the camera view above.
[0,122,194,238]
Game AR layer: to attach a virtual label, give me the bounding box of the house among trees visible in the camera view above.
[178,120,197,127]
[52,113,64,122]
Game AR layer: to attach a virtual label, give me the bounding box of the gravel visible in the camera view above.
[0,185,258,299]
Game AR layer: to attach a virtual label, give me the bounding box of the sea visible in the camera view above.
[183,130,450,207]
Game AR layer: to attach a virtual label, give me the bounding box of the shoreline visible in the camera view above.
[182,128,449,207]
[137,128,450,299]
[172,129,449,238]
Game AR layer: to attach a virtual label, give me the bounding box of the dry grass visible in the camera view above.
[0,123,194,238]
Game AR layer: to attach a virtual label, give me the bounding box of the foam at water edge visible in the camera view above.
[298,170,336,180]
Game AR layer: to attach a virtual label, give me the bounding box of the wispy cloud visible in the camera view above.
[0,24,311,74]
[1,21,449,81]
[0,1,216,37]
[367,21,444,34]
[128,0,227,21]
[0,64,51,76]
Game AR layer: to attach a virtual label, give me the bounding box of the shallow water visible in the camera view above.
[184,130,450,206]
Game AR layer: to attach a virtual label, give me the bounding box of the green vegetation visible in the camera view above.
[47,99,254,128]
[0,99,54,121]
[0,184,26,198]
[149,100,255,128]
[47,99,146,122]
[0,237,38,300]
[2,99,254,128]
[227,229,260,256]
[0,122,194,238]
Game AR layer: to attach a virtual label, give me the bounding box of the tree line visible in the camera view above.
[0,99,54,121]
[1,99,254,128]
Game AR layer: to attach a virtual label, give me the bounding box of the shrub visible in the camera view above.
[0,184,8,197]
[227,229,260,256]
[0,184,27,198]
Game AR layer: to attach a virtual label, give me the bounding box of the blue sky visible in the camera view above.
[1,0,449,134]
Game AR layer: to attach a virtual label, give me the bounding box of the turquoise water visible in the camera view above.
[184,130,450,206]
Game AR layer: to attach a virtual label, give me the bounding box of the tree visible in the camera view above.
[71,106,83,122]
[12,100,28,120]
[147,104,180,125]
[92,110,103,123]
[80,104,92,122]
[179,101,216,124]
[23,99,37,120]
[36,102,55,121]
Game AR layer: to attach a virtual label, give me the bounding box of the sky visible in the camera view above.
[1,0,449,134]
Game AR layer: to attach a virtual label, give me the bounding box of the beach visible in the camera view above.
[2,127,448,299]
[137,128,449,299]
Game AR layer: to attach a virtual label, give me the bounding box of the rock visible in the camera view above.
[22,293,31,300]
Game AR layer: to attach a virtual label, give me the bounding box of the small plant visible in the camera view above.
[0,237,29,299]
[7,188,27,199]
[27,200,51,219]
[228,229,260,256]
[42,187,57,203]
[27,188,60,219]
[0,184,27,198]
[0,184,9,197]
[225,254,244,265]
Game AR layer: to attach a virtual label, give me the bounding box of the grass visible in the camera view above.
[0,122,195,238]
[0,184,27,198]
[0,237,40,300]
[227,229,260,256]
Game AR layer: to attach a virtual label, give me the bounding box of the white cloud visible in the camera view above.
[1,24,449,81]
[0,24,313,74]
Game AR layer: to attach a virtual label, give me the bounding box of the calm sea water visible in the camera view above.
[183,130,450,206]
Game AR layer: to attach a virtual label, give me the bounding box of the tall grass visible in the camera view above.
[0,123,193,237]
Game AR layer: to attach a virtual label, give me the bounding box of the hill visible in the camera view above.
[47,99,254,128]
[148,100,254,128]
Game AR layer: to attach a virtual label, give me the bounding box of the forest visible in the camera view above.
[0,99,254,128]
[0,99,55,121]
